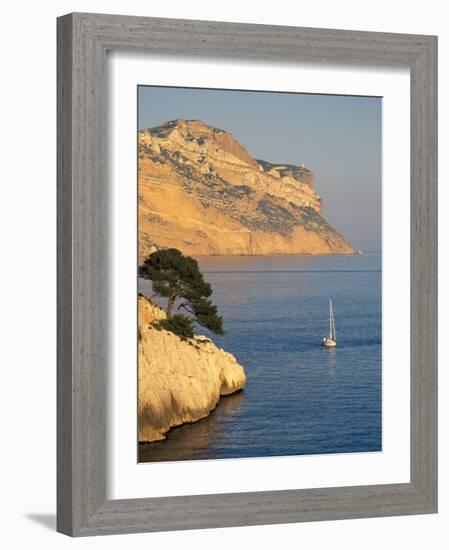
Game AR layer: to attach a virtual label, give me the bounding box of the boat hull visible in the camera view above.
[322,337,337,348]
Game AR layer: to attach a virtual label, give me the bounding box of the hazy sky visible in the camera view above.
[138,86,382,252]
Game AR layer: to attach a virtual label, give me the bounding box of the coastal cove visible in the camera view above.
[138,254,382,462]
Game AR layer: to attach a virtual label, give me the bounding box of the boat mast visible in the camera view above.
[329,299,336,341]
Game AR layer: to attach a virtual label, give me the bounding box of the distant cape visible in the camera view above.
[138,119,354,258]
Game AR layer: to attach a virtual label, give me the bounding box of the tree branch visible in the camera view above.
[177,302,195,315]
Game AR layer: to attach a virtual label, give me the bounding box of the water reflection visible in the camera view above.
[139,391,246,462]
[323,347,337,377]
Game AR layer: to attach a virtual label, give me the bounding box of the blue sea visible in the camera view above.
[138,254,382,462]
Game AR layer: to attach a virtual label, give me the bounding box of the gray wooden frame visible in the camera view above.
[57,12,437,537]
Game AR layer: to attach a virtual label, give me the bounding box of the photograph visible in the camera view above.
[137,86,382,463]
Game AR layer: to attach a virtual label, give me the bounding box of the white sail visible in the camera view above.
[329,299,336,342]
[322,299,337,347]
[329,299,332,338]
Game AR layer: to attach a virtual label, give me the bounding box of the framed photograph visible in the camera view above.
[57,13,437,536]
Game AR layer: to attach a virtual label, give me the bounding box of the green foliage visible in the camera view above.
[179,296,224,335]
[154,315,195,341]
[139,248,224,337]
[139,248,211,305]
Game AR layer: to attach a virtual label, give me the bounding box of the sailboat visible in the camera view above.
[322,299,337,348]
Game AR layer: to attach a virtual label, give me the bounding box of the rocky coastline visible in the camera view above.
[138,295,246,443]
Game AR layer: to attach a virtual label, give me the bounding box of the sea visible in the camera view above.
[138,254,382,462]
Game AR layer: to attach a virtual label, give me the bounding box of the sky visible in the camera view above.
[138,86,382,252]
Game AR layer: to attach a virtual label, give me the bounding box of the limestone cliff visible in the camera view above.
[138,119,354,258]
[138,295,246,442]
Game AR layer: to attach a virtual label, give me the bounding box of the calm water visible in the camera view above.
[139,254,382,462]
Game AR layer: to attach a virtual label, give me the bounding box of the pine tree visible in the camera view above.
[139,248,224,337]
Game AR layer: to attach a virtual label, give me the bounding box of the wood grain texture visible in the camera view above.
[57,12,438,536]
[57,13,74,536]
[409,36,438,508]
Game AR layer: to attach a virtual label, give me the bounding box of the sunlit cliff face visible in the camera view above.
[138,296,246,443]
[138,119,354,258]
